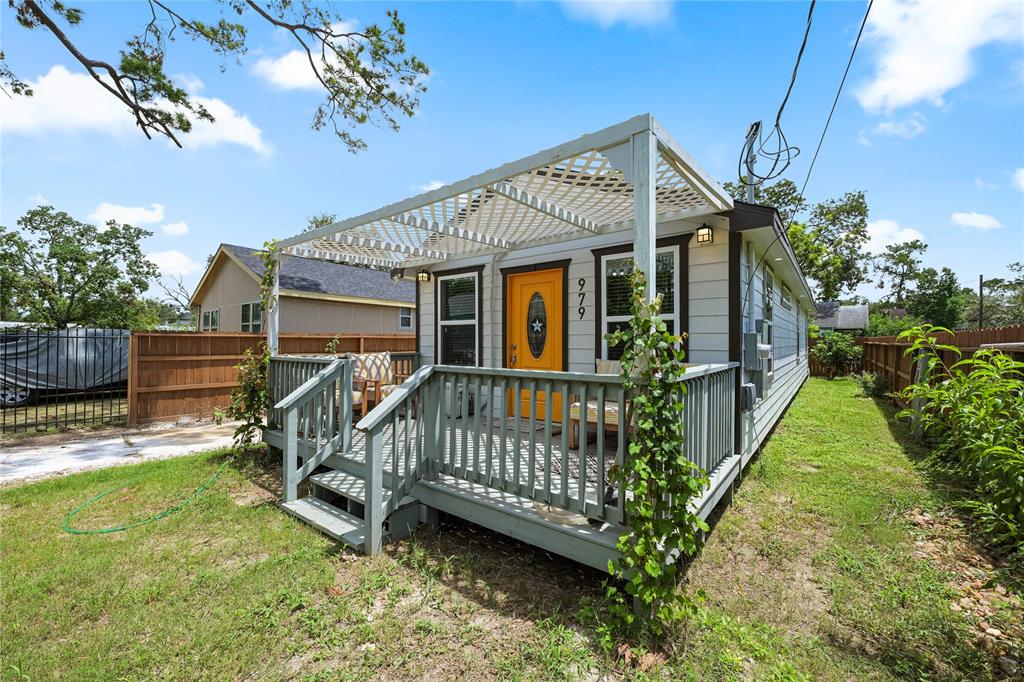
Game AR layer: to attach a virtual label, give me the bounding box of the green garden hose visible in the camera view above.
[61,459,230,535]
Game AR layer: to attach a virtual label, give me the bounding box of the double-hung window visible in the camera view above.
[600,245,679,360]
[437,273,478,365]
[241,301,262,333]
[763,267,775,376]
[201,309,219,331]
[399,306,413,330]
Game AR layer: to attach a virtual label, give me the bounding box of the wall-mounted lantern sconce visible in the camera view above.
[695,224,714,245]
[390,268,405,282]
[416,270,432,283]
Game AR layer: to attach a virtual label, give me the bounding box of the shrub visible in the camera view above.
[851,370,884,398]
[811,332,863,378]
[226,342,270,445]
[898,325,1024,550]
[863,313,921,337]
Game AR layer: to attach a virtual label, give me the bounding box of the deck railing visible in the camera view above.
[680,364,737,477]
[354,365,434,554]
[275,357,354,502]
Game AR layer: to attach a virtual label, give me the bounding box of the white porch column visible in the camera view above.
[631,128,658,303]
[267,250,281,355]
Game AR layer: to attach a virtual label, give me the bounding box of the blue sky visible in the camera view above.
[2,0,1022,301]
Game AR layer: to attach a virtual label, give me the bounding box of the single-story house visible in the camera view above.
[189,244,415,334]
[814,302,868,334]
[262,114,816,571]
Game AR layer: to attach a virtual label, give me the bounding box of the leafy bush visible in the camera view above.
[863,313,921,337]
[811,332,863,378]
[227,343,270,445]
[851,371,885,398]
[898,325,1024,550]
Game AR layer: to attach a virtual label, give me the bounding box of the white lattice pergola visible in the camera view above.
[268,114,733,352]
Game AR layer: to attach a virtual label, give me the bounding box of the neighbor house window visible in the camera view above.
[241,301,262,333]
[201,308,220,331]
[437,273,478,365]
[399,307,413,330]
[601,245,679,360]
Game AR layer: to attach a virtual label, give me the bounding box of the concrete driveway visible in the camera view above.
[0,422,240,487]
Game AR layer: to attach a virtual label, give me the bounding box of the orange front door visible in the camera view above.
[506,268,564,420]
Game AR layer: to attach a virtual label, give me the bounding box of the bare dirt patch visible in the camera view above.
[906,507,1023,665]
[686,498,832,638]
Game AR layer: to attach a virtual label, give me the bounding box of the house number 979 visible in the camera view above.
[577,278,586,319]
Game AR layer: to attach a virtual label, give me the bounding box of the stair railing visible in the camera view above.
[275,357,354,502]
[354,365,435,554]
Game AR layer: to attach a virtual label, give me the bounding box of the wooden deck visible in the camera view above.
[267,358,740,571]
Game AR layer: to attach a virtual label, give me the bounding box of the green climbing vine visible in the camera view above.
[226,240,278,445]
[605,269,709,638]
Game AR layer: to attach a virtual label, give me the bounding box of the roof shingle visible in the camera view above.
[223,244,414,304]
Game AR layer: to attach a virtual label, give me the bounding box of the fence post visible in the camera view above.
[127,333,139,426]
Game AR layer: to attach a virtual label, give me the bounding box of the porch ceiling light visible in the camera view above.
[416,270,432,282]
[695,224,713,245]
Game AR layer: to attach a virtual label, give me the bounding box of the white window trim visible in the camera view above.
[399,306,413,330]
[599,244,681,359]
[202,307,220,332]
[436,272,480,366]
[241,300,263,333]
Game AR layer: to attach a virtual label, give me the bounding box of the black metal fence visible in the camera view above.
[1,327,130,435]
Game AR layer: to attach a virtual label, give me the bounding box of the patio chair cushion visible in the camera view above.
[352,351,393,384]
[569,399,621,427]
[595,359,621,375]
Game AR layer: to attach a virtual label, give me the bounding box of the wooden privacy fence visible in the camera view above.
[128,332,415,425]
[809,324,1024,389]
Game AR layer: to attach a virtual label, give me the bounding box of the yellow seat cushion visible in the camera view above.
[569,400,621,427]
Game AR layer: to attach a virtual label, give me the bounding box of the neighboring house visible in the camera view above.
[189,244,415,334]
[814,302,869,334]
[263,114,817,570]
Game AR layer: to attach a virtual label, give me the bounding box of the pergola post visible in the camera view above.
[632,128,658,303]
[267,250,280,355]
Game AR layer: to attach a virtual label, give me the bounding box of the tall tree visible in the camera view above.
[960,262,1024,328]
[4,1,428,152]
[0,206,159,328]
[906,267,965,329]
[722,178,807,226]
[872,239,927,305]
[723,180,870,301]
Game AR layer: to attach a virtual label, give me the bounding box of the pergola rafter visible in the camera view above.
[276,114,733,272]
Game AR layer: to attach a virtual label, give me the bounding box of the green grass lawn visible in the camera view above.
[1,378,1020,680]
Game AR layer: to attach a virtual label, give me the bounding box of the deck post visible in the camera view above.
[364,426,384,555]
[631,126,658,303]
[423,374,443,479]
[267,250,281,355]
[283,407,298,502]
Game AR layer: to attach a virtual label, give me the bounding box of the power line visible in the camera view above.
[739,0,817,187]
[741,0,874,315]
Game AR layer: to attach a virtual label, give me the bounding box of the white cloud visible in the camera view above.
[856,0,1024,113]
[951,211,1003,231]
[252,21,359,90]
[559,0,672,28]
[147,250,201,278]
[871,113,926,139]
[1,65,268,154]
[161,221,190,236]
[88,202,165,226]
[415,180,446,193]
[866,219,925,254]
[1013,168,1024,191]
[28,193,50,205]
[178,95,270,154]
[974,177,996,189]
